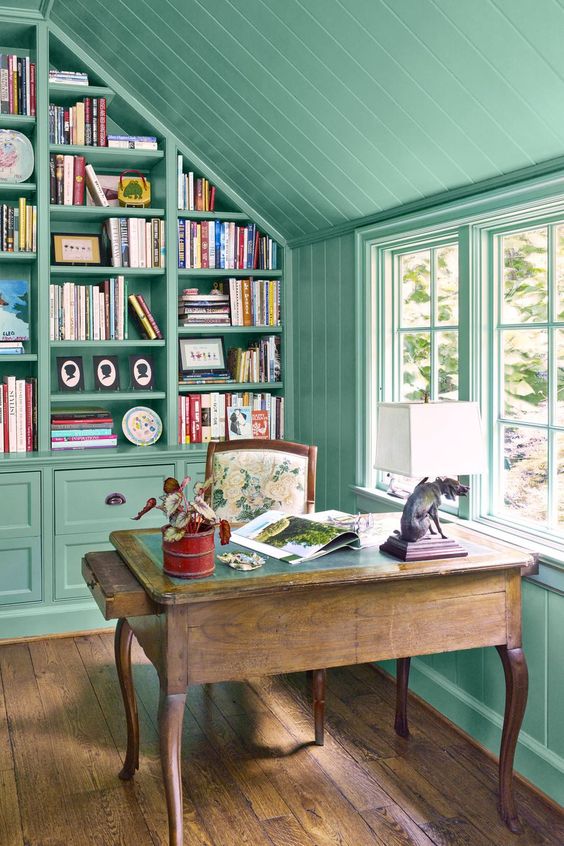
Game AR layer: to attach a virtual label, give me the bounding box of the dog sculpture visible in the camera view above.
[399,476,470,543]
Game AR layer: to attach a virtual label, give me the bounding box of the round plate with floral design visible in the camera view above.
[122,406,163,446]
[0,130,34,183]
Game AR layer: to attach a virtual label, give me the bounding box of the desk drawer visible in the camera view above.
[55,465,174,534]
[82,550,155,620]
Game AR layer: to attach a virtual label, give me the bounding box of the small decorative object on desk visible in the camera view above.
[122,406,162,446]
[0,130,34,183]
[133,476,231,578]
[217,551,264,571]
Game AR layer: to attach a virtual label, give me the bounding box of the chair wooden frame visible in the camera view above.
[205,438,318,515]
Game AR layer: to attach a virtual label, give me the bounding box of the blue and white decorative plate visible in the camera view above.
[122,406,163,446]
[0,130,34,183]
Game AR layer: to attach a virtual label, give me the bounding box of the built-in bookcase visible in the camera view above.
[0,15,287,638]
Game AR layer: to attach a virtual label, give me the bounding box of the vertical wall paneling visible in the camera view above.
[547,589,564,757]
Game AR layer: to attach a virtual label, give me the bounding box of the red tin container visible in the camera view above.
[161,526,215,579]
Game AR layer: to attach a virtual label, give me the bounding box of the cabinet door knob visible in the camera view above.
[105,492,126,506]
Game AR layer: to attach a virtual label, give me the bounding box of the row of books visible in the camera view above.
[177,280,281,327]
[103,218,165,268]
[50,154,85,205]
[177,392,284,444]
[177,220,278,270]
[0,200,36,253]
[178,290,230,325]
[0,55,35,115]
[49,70,89,86]
[48,98,107,146]
[227,336,281,384]
[177,157,216,211]
[51,406,116,451]
[49,278,128,341]
[0,376,37,453]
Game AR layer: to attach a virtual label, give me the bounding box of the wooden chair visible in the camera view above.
[205,438,326,743]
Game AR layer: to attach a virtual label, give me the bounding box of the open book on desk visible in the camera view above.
[230,509,398,564]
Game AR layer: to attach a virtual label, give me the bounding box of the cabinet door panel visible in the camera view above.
[0,537,41,605]
[0,472,40,538]
[54,533,114,600]
[54,464,175,534]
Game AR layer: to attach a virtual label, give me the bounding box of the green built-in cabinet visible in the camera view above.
[0,16,287,639]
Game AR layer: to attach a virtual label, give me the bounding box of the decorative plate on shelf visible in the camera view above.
[122,406,163,446]
[0,130,34,183]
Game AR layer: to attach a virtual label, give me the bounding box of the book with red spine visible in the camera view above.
[209,185,216,212]
[201,221,209,269]
[30,62,36,116]
[98,97,107,146]
[135,293,163,339]
[73,155,86,205]
[25,380,33,451]
[189,394,201,443]
[2,384,8,452]
[185,397,191,444]
[83,97,92,145]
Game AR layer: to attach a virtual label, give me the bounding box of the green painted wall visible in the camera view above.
[292,234,564,806]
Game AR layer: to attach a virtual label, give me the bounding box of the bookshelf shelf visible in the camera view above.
[48,83,115,104]
[178,382,284,393]
[50,265,165,276]
[0,182,36,194]
[0,354,37,362]
[177,210,249,222]
[178,268,282,278]
[0,251,36,261]
[178,326,282,335]
[50,340,166,348]
[49,144,163,169]
[0,114,35,131]
[50,391,167,403]
[49,205,165,219]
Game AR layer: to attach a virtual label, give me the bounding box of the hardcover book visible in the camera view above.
[0,279,29,341]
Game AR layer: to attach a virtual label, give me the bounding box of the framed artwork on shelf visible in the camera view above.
[179,336,226,377]
[93,355,120,390]
[227,405,252,440]
[57,356,85,391]
[51,233,103,266]
[129,354,154,389]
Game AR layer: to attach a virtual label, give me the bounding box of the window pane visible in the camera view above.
[555,225,564,321]
[437,331,459,399]
[502,426,548,524]
[502,228,547,324]
[558,329,564,426]
[502,329,547,423]
[400,250,430,326]
[401,332,430,400]
[436,245,458,325]
[558,433,564,530]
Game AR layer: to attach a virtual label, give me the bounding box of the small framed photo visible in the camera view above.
[93,355,120,390]
[129,354,154,389]
[227,405,252,440]
[57,356,84,391]
[179,336,226,377]
[51,233,103,266]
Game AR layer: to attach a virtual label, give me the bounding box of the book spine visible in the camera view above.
[84,97,92,145]
[30,61,35,116]
[135,293,163,339]
[84,163,109,207]
[24,380,32,451]
[98,97,107,146]
[190,394,202,443]
[2,384,8,451]
[73,155,86,205]
[92,97,98,146]
[0,385,3,453]
[128,294,156,340]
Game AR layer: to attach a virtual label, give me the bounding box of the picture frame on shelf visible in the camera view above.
[179,336,227,377]
[51,233,103,266]
[93,355,120,391]
[129,354,154,389]
[56,356,85,391]
[227,405,252,440]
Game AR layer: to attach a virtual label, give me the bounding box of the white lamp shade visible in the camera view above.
[374,401,486,478]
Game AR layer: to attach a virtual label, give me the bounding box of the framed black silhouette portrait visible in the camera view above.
[56,356,85,392]
[129,354,154,390]
[93,355,120,391]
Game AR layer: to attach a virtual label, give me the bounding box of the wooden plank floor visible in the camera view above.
[0,634,562,846]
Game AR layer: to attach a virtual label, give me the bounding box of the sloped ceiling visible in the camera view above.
[49,0,564,242]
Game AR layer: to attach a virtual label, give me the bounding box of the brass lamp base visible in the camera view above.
[379,534,468,562]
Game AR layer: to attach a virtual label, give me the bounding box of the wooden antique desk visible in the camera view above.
[82,517,536,846]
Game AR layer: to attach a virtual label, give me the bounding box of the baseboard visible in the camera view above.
[393,657,564,807]
[0,601,114,641]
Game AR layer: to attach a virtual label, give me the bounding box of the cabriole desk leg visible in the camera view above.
[115,618,139,780]
[159,686,187,846]
[496,644,528,833]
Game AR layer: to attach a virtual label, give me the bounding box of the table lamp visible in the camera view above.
[374,401,486,561]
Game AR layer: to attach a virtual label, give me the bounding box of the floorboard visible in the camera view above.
[0,633,561,846]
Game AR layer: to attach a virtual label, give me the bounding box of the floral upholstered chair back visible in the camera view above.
[210,448,311,523]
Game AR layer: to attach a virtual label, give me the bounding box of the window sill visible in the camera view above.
[351,484,564,596]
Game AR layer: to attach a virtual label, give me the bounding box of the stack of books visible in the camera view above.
[103,218,165,268]
[178,289,230,326]
[227,336,281,383]
[227,278,280,326]
[178,392,283,444]
[49,70,89,86]
[128,294,163,340]
[0,376,37,452]
[107,135,157,150]
[48,97,107,146]
[177,157,216,211]
[49,277,127,341]
[177,220,277,270]
[0,342,24,355]
[51,406,117,451]
[0,55,36,115]
[0,199,36,252]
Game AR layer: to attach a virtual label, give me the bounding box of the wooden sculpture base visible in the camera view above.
[379,533,468,562]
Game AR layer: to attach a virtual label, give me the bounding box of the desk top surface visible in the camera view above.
[110,514,535,605]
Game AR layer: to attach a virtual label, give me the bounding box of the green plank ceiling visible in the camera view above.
[46,0,564,242]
